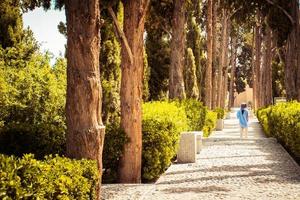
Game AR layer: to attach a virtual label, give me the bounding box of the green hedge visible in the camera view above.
[203,110,218,137]
[214,107,226,119]
[0,55,67,159]
[257,102,300,160]
[102,120,128,183]
[0,154,99,199]
[178,99,207,131]
[102,100,217,182]
[142,101,188,181]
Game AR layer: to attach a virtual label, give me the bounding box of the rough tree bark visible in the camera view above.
[254,13,262,108]
[211,2,218,109]
[264,25,273,106]
[251,27,256,110]
[285,0,300,100]
[205,0,213,109]
[65,0,105,198]
[260,31,267,108]
[220,19,231,109]
[169,0,186,100]
[217,9,227,108]
[228,36,237,110]
[118,0,149,183]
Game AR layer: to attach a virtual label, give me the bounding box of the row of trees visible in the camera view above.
[2,0,300,198]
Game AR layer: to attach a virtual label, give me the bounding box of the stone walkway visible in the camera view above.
[101,108,300,200]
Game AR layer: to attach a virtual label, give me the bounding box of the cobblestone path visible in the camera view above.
[101,109,300,200]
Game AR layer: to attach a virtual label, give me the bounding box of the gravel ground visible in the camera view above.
[101,110,300,200]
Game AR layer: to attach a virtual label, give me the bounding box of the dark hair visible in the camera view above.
[241,103,247,109]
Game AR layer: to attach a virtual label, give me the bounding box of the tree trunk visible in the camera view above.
[211,2,218,109]
[228,36,237,110]
[65,0,105,198]
[118,0,149,183]
[220,19,231,109]
[169,0,186,100]
[260,32,267,108]
[264,26,273,106]
[251,27,256,110]
[217,9,227,108]
[285,0,300,100]
[205,0,213,109]
[254,13,262,108]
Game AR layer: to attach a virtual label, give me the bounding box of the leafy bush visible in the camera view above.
[142,101,188,181]
[0,154,99,199]
[0,47,67,158]
[178,99,207,131]
[203,110,217,137]
[257,102,300,160]
[256,106,272,136]
[102,120,128,183]
[102,100,217,182]
[214,107,226,119]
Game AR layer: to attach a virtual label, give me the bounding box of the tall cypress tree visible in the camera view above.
[0,0,23,48]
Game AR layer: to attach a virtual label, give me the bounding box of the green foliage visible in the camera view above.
[257,102,300,160]
[145,0,173,100]
[145,28,170,100]
[184,48,199,99]
[256,106,272,136]
[0,44,67,158]
[222,0,293,47]
[0,0,23,48]
[143,47,150,101]
[0,154,99,199]
[102,120,128,183]
[102,100,218,183]
[142,101,188,181]
[272,56,285,97]
[100,6,122,124]
[203,110,217,137]
[214,107,226,119]
[178,99,207,131]
[186,0,204,100]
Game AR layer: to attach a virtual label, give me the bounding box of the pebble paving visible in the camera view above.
[101,109,300,200]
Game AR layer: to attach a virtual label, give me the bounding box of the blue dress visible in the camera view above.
[236,109,248,128]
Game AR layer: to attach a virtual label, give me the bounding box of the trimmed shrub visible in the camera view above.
[0,154,99,199]
[0,54,67,158]
[102,120,128,183]
[256,106,272,136]
[214,107,226,119]
[178,99,207,131]
[257,102,300,160]
[203,110,217,137]
[142,101,188,181]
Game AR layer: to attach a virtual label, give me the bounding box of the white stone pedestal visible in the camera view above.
[216,119,224,131]
[225,112,231,119]
[177,132,197,163]
[195,131,203,154]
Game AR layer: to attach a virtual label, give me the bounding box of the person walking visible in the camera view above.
[236,103,249,138]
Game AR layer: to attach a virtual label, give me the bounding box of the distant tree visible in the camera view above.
[145,0,172,100]
[185,48,199,99]
[186,0,203,100]
[0,0,23,48]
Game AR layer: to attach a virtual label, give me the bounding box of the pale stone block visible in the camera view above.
[225,112,231,119]
[216,119,224,131]
[177,132,197,163]
[194,131,203,154]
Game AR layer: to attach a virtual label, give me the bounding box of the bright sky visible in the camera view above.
[23,8,66,62]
